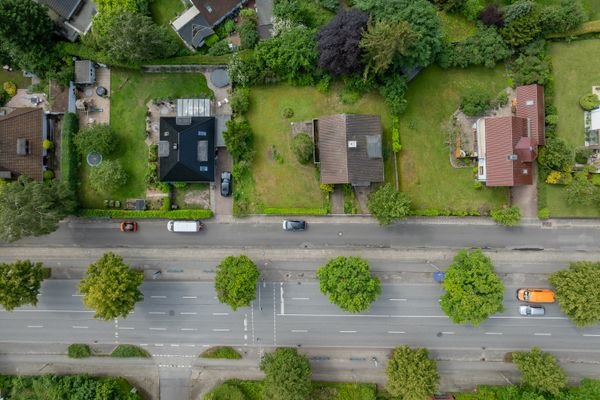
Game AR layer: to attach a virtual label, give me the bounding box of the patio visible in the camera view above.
[75,65,111,127]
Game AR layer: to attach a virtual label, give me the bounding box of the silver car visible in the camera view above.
[519,305,545,316]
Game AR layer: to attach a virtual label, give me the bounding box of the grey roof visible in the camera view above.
[317,114,384,185]
[74,60,95,85]
[38,0,82,20]
[210,69,230,88]
[177,12,214,48]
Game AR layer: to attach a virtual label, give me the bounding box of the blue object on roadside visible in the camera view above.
[433,272,445,283]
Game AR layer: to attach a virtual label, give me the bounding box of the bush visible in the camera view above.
[580,93,600,111]
[592,174,600,186]
[43,170,55,180]
[204,382,247,400]
[68,343,91,358]
[491,206,521,226]
[231,87,250,115]
[78,209,213,219]
[320,183,333,192]
[575,147,593,164]
[538,137,573,172]
[0,88,9,106]
[239,19,259,50]
[208,39,230,56]
[89,159,127,193]
[500,14,541,47]
[291,133,313,164]
[479,4,504,27]
[460,91,491,116]
[442,25,510,69]
[60,113,79,197]
[201,346,242,359]
[160,197,171,211]
[42,139,54,150]
[74,123,116,156]
[494,91,509,108]
[545,114,558,127]
[148,144,158,162]
[282,107,294,118]
[473,181,483,189]
[513,54,551,86]
[111,344,150,358]
[392,116,401,152]
[263,207,327,215]
[538,207,549,219]
[2,81,16,97]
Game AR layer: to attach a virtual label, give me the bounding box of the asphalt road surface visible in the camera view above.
[3,219,599,251]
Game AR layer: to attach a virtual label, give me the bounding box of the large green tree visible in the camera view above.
[0,260,46,311]
[549,261,600,327]
[89,160,127,193]
[538,136,573,172]
[386,346,439,400]
[360,19,417,77]
[566,171,598,206]
[0,176,76,242]
[214,255,260,311]
[74,124,116,156]
[260,348,312,400]
[440,249,505,325]
[79,252,143,320]
[513,347,566,395]
[367,183,411,225]
[317,256,381,312]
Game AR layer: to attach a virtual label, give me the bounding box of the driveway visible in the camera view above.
[511,164,538,219]
[214,148,233,215]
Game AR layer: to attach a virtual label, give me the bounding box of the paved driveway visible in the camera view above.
[214,148,233,215]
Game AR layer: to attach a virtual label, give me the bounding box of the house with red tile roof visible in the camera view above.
[476,84,545,187]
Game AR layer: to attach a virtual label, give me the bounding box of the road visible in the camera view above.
[2,218,599,251]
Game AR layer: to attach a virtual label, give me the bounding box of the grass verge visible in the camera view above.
[200,346,242,359]
[111,344,151,358]
[67,343,91,358]
[78,209,213,219]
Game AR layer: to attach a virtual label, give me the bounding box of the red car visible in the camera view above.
[120,221,137,232]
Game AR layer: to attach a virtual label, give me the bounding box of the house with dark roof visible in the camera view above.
[36,0,96,41]
[315,114,384,186]
[158,116,216,182]
[172,0,247,49]
[476,84,545,187]
[0,108,46,181]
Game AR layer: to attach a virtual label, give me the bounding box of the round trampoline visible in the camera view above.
[86,152,103,167]
[210,69,230,88]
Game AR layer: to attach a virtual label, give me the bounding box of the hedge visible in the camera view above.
[263,208,328,215]
[412,209,483,217]
[57,42,140,69]
[111,344,150,358]
[60,113,79,196]
[78,209,213,219]
[145,50,253,66]
[67,343,91,358]
[548,20,600,39]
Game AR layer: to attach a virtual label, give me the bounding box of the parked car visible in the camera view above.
[283,220,306,231]
[120,221,137,232]
[516,288,555,303]
[167,220,204,232]
[220,171,232,197]
[519,305,545,316]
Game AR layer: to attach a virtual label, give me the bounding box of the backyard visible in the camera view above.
[78,70,212,208]
[0,69,31,89]
[245,84,395,212]
[150,0,184,26]
[397,65,508,212]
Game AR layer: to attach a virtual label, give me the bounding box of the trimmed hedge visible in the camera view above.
[58,42,140,69]
[60,113,79,196]
[111,344,150,358]
[146,50,253,66]
[263,208,327,215]
[412,209,482,217]
[79,209,213,219]
[548,20,600,38]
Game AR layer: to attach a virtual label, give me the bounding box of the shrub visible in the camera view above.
[204,33,220,47]
[491,207,521,226]
[538,207,550,219]
[239,19,259,50]
[592,174,600,186]
[380,75,408,116]
[479,4,504,27]
[200,346,242,359]
[473,181,483,189]
[538,137,573,172]
[148,144,158,162]
[0,88,9,106]
[204,382,247,400]
[160,197,171,211]
[494,91,509,108]
[575,147,593,164]
[2,81,16,97]
[545,170,562,185]
[74,123,116,156]
[503,0,536,25]
[111,344,150,358]
[320,183,333,193]
[173,182,187,189]
[68,343,91,358]
[460,91,491,116]
[282,107,294,118]
[579,93,600,111]
[89,159,127,193]
[512,54,551,86]
[316,75,331,93]
[208,39,230,56]
[545,114,558,127]
[231,87,250,115]
[291,133,313,164]
[43,170,54,180]
[500,14,541,47]
[60,113,79,197]
[443,25,510,69]
[42,139,54,150]
[78,209,213,219]
[392,116,401,152]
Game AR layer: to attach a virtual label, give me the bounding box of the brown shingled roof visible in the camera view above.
[516,84,545,146]
[0,108,44,181]
[191,0,245,27]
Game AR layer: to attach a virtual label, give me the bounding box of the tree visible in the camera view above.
[503,0,536,24]
[79,252,143,320]
[539,1,585,35]
[479,4,504,27]
[223,116,254,163]
[214,255,260,311]
[0,0,53,53]
[566,171,598,206]
[491,207,521,226]
[442,26,510,69]
[89,11,178,65]
[316,9,369,76]
[386,346,439,400]
[0,176,76,242]
[360,19,418,77]
[367,183,412,225]
[0,260,46,311]
[549,261,600,327]
[379,75,408,115]
[260,348,312,400]
[460,90,491,116]
[513,347,566,395]
[440,249,505,325]
[500,14,541,47]
[89,160,127,193]
[538,137,573,172]
[291,133,313,164]
[230,87,250,115]
[74,124,116,156]
[317,256,381,313]
[239,13,259,50]
[512,54,551,86]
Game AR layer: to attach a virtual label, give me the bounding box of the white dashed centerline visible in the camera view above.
[182,296,197,299]
[119,327,135,330]
[72,326,88,329]
[27,325,43,328]
[388,298,407,302]
[441,332,455,335]
[149,311,166,315]
[534,333,552,336]
[387,331,406,334]
[485,332,503,335]
[583,334,600,337]
[212,328,230,332]
[180,312,197,315]
[292,297,310,301]
[291,330,308,333]
[71,294,84,297]
[212,312,229,316]
[181,328,197,331]
[149,328,167,331]
[339,330,357,333]
[151,296,167,299]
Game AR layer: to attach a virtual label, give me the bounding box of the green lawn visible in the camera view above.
[79,70,212,208]
[583,0,600,19]
[150,0,184,26]
[438,11,476,42]
[397,65,509,211]
[246,84,395,211]
[0,69,31,89]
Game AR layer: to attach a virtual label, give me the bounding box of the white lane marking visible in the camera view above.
[583,334,600,337]
[534,333,552,336]
[182,296,197,299]
[170,344,180,347]
[213,312,229,316]
[485,332,503,335]
[292,297,310,300]
[72,326,88,329]
[140,344,148,346]
[149,311,166,315]
[71,294,84,297]
[388,298,407,302]
[441,332,455,335]
[180,312,197,315]
[339,330,357,333]
[154,344,164,347]
[151,296,167,299]
[119,327,135,330]
[183,344,196,348]
[149,327,166,331]
[212,328,230,332]
[387,331,406,334]
[27,325,43,328]
[280,283,285,316]
[181,328,197,331]
[291,330,308,333]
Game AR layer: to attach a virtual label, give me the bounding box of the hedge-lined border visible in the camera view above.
[60,112,79,196]
[548,20,600,39]
[79,209,213,219]
[263,208,328,215]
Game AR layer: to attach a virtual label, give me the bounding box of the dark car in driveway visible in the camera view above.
[220,171,232,197]
[283,220,306,231]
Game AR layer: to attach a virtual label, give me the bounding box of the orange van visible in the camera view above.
[516,288,555,303]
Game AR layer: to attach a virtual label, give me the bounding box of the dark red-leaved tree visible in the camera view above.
[479,4,504,28]
[317,8,369,76]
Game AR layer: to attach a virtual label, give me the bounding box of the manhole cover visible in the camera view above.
[86,152,102,167]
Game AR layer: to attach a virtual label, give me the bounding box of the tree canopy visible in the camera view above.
[316,256,381,312]
[367,183,412,225]
[566,171,598,206]
[513,347,566,396]
[74,124,116,156]
[0,176,76,242]
[317,9,369,76]
[440,249,505,325]
[79,252,144,320]
[360,19,417,77]
[214,255,260,311]
[538,137,573,172]
[386,346,439,400]
[260,348,312,400]
[549,261,600,327]
[89,160,128,193]
[0,260,46,311]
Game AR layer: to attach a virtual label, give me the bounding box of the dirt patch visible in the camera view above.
[183,189,210,208]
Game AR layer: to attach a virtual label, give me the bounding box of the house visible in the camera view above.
[158,100,216,182]
[0,108,46,181]
[315,114,384,186]
[476,84,545,187]
[172,0,247,49]
[36,0,96,42]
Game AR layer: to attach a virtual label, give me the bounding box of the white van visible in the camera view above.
[167,220,203,232]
